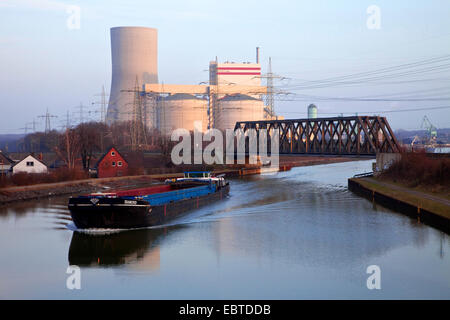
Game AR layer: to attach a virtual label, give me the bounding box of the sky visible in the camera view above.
[0,0,450,133]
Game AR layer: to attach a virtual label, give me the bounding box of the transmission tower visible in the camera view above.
[74,102,89,124]
[38,109,58,133]
[258,57,285,118]
[19,123,33,134]
[128,77,148,150]
[27,119,38,132]
[100,86,107,123]
[62,110,72,129]
[92,86,109,123]
[266,57,274,117]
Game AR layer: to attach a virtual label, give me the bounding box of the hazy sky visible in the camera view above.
[1,0,450,133]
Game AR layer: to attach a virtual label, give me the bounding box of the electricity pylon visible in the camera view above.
[123,77,148,150]
[92,85,109,123]
[257,57,286,118]
[38,108,58,133]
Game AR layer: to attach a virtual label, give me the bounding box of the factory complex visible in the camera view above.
[106,26,278,135]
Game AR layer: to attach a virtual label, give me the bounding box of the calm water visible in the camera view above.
[0,160,449,299]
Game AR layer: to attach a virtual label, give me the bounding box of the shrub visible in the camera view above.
[0,168,89,188]
[381,149,450,188]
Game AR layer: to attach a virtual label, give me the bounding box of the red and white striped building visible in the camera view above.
[209,61,262,87]
[209,61,265,130]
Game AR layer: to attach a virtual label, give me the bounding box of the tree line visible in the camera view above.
[15,121,166,170]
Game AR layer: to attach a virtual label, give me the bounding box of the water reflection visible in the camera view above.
[206,178,435,268]
[66,162,445,271]
[68,227,182,269]
[0,197,63,219]
[1,161,448,298]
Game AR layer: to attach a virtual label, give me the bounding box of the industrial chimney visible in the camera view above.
[106,27,158,124]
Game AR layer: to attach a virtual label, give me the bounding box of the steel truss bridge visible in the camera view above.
[234,116,401,156]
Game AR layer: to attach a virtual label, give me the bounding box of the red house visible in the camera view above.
[95,147,129,178]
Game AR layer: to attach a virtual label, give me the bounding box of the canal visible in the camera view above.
[0,160,449,299]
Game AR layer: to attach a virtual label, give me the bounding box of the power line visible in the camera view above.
[351,86,450,99]
[277,93,450,102]
[73,102,90,124]
[280,105,450,115]
[92,85,109,123]
[19,123,33,134]
[256,57,287,117]
[28,119,38,132]
[284,64,450,91]
[37,108,57,133]
[284,54,450,89]
[277,77,450,92]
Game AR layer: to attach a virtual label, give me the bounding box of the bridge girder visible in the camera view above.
[234,116,401,155]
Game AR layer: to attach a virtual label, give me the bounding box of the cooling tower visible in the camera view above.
[107,27,158,124]
[158,94,208,136]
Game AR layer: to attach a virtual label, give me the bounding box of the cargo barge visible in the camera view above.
[68,172,229,229]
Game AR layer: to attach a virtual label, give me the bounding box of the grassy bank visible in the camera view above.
[350,177,450,220]
[379,150,450,193]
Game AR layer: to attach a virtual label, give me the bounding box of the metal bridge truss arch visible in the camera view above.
[234,116,401,156]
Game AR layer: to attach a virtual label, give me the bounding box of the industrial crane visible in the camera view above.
[421,116,437,142]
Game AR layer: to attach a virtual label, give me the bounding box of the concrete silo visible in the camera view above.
[158,94,208,136]
[215,94,264,131]
[107,27,158,125]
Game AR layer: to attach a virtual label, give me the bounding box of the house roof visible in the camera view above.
[12,154,48,169]
[95,146,128,168]
[8,152,68,168]
[0,151,14,165]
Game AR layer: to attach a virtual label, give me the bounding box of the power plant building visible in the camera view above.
[215,94,264,132]
[209,61,262,87]
[209,61,264,130]
[157,93,208,135]
[106,26,270,136]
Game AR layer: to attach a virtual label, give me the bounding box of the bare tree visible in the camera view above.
[54,128,80,169]
[76,122,107,170]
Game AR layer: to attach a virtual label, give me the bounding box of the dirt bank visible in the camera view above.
[0,174,182,205]
[0,156,365,205]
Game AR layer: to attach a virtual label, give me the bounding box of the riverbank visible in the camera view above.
[348,177,450,233]
[279,154,363,167]
[0,155,357,205]
[0,174,177,205]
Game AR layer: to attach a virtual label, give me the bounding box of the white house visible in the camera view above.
[12,155,48,174]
